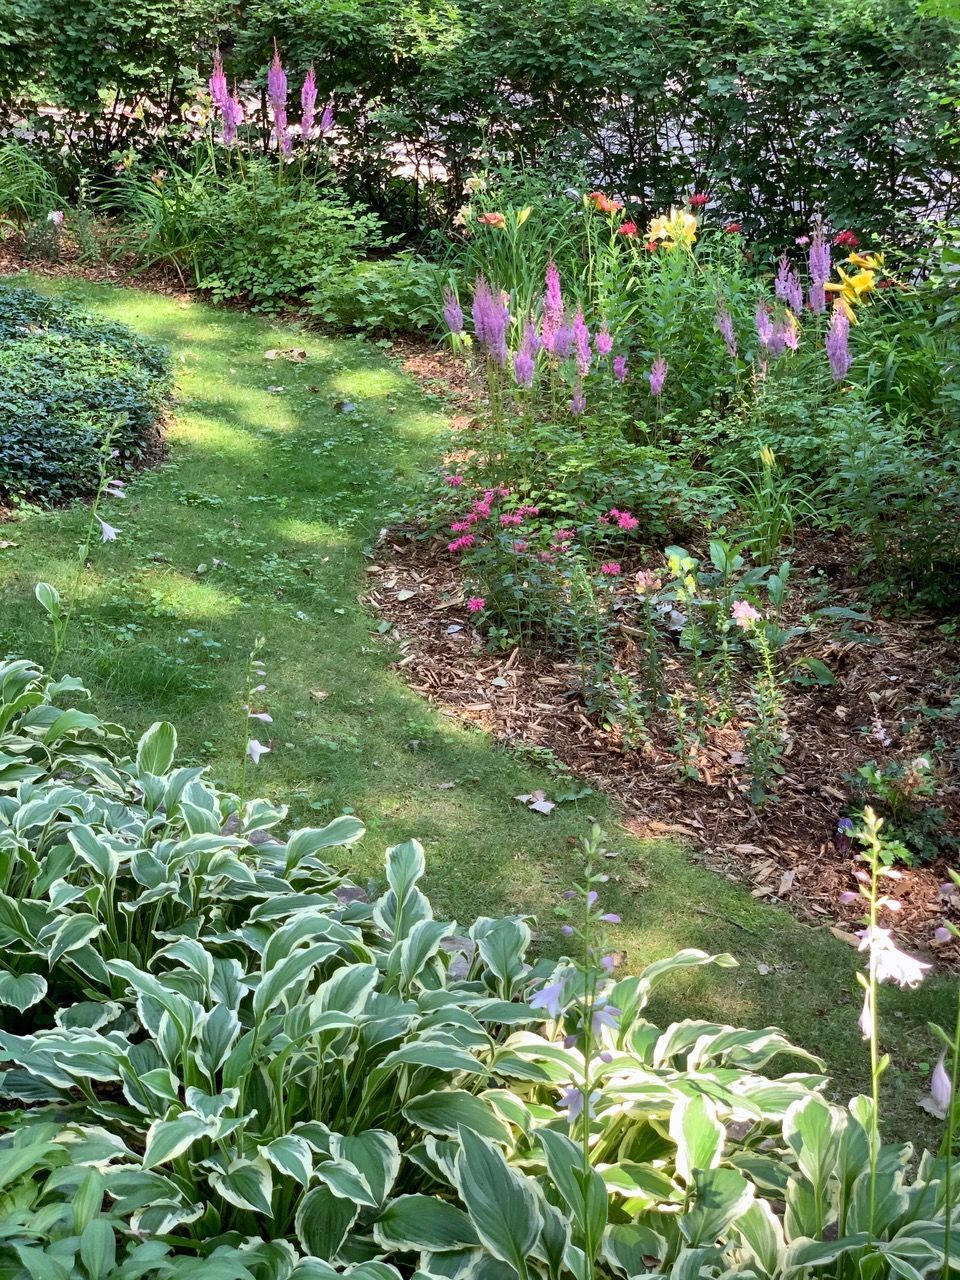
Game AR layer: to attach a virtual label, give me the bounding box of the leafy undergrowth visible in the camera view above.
[0,271,953,1139]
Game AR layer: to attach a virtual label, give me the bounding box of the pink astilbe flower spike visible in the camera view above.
[209,48,229,112]
[319,99,335,135]
[301,65,317,135]
[648,355,668,397]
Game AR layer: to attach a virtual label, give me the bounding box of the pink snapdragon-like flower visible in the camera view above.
[731,599,761,629]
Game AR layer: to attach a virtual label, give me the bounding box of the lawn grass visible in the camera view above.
[2,269,954,1140]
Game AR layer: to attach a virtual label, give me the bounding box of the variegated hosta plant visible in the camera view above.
[0,658,956,1280]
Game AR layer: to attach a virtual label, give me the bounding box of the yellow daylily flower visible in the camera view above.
[846,251,884,271]
[824,266,876,322]
[647,207,698,249]
[517,206,533,227]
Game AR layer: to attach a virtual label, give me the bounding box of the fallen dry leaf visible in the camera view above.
[515,790,556,815]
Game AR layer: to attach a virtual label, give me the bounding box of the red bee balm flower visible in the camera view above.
[689,193,709,207]
[834,229,860,248]
[724,222,743,233]
[618,220,638,237]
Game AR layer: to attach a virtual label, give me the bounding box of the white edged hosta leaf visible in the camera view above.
[403,1090,512,1144]
[397,920,455,992]
[261,1135,314,1188]
[143,1113,217,1169]
[453,1127,542,1271]
[0,971,46,1012]
[538,1128,607,1245]
[79,1218,116,1280]
[734,1198,786,1276]
[679,1167,755,1246]
[669,1093,725,1185]
[45,913,105,967]
[296,1184,360,1260]
[208,1156,274,1215]
[136,722,177,776]
[332,1130,400,1206]
[252,943,339,1020]
[283,818,365,873]
[784,1096,841,1202]
[374,1195,479,1252]
[315,1158,378,1208]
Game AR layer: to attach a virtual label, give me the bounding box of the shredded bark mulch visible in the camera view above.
[371,345,960,959]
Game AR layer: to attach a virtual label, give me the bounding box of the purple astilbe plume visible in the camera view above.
[613,355,627,383]
[809,219,831,285]
[209,48,229,113]
[541,260,564,351]
[775,255,804,314]
[595,323,613,357]
[268,42,289,152]
[572,308,592,377]
[781,313,799,352]
[301,65,317,135]
[809,282,826,314]
[648,355,668,397]
[443,286,463,334]
[222,91,244,146]
[570,381,586,415]
[715,301,737,357]
[319,98,335,135]
[471,276,509,366]
[551,320,574,361]
[825,302,851,380]
[755,300,774,347]
[513,348,535,388]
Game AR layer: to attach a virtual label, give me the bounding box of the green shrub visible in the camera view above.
[115,156,386,311]
[0,285,171,506]
[308,252,450,335]
[0,139,60,226]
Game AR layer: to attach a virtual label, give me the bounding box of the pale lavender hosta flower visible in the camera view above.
[301,66,317,135]
[648,355,668,397]
[248,710,273,723]
[599,912,621,924]
[858,925,932,988]
[826,303,851,381]
[586,891,598,907]
[775,255,804,314]
[716,302,737,358]
[613,355,627,384]
[595,323,613,357]
[530,980,565,1019]
[572,308,592,377]
[209,48,229,113]
[105,478,125,499]
[246,738,271,764]
[923,1052,954,1119]
[96,515,120,542]
[600,954,616,972]
[591,1002,620,1036]
[443,287,463,334]
[859,985,875,1041]
[559,1086,600,1124]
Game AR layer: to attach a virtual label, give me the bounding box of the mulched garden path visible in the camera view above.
[370,344,960,958]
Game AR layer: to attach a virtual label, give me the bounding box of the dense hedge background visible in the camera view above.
[0,286,171,505]
[1,0,958,243]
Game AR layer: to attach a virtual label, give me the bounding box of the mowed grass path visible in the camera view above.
[2,272,952,1136]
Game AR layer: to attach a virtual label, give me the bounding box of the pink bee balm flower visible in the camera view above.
[444,474,465,487]
[616,511,638,530]
[731,599,761,629]
[500,513,523,526]
[600,562,621,576]
[466,596,485,613]
[447,534,475,552]
[512,539,528,552]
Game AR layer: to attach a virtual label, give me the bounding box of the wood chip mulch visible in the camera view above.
[372,344,960,960]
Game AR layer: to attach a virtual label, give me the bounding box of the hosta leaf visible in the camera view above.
[474,918,530,997]
[735,1198,785,1276]
[46,914,105,967]
[333,1130,401,1205]
[784,1096,841,1201]
[381,1043,486,1076]
[404,1090,512,1144]
[453,1127,542,1273]
[374,1195,479,1251]
[296,1184,360,1260]
[315,1158,378,1208]
[0,972,46,1011]
[136,721,177,775]
[143,1113,216,1169]
[669,1093,724,1185]
[679,1167,755,1246]
[209,1156,274,1215]
[79,1219,116,1280]
[252,943,338,1020]
[538,1128,607,1244]
[283,817,365,873]
[261,1135,314,1188]
[397,919,455,991]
